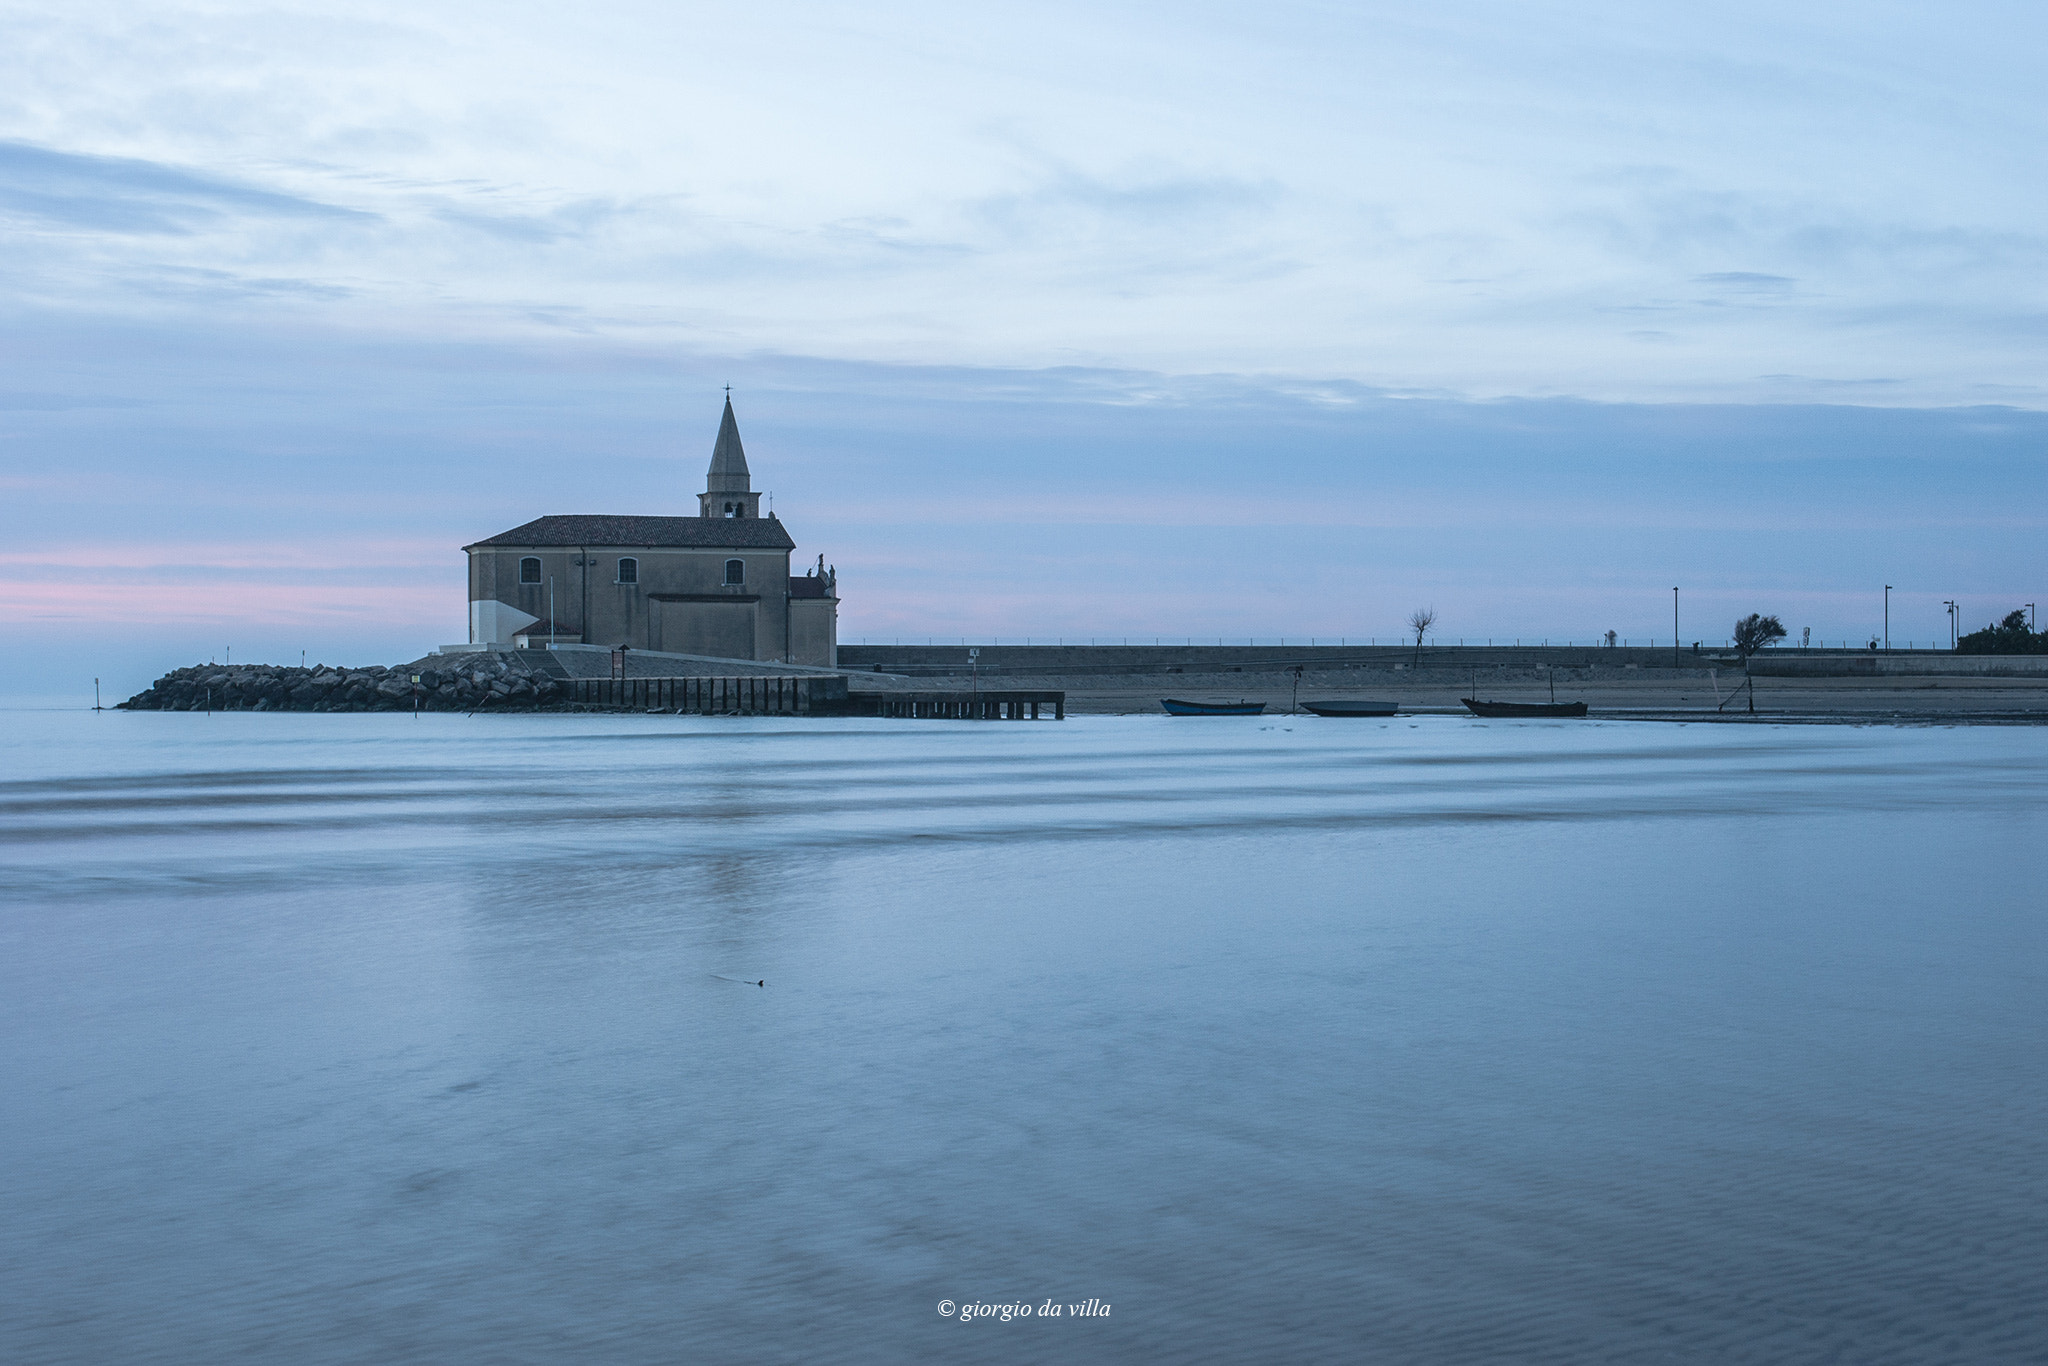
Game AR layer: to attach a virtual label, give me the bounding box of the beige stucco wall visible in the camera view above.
[788,596,838,668]
[657,599,758,658]
[469,545,792,659]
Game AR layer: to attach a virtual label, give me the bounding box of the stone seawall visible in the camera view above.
[118,658,868,714]
[120,658,567,712]
[839,643,2021,678]
[1749,654,2048,677]
[839,643,1694,675]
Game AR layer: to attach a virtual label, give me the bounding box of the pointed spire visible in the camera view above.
[706,394,751,493]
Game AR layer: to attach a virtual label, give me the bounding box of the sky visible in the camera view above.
[3,1,2044,697]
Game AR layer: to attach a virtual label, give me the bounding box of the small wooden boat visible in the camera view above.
[1161,698,1266,716]
[1461,667,1585,719]
[1301,700,1399,717]
[1460,699,1588,718]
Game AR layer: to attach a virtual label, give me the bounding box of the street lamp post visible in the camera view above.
[1884,585,1891,652]
[1672,587,1679,668]
[1943,600,1956,649]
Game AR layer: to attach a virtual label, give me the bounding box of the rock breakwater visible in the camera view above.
[119,659,564,712]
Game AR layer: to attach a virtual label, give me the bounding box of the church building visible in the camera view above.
[462,398,839,665]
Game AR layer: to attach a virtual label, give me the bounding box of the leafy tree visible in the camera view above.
[1723,613,1786,714]
[1732,613,1787,658]
[1957,609,2048,655]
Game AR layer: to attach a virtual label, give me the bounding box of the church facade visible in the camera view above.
[462,399,839,665]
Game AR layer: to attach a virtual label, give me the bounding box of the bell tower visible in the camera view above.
[699,394,762,519]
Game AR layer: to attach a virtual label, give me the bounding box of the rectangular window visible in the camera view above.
[724,558,745,586]
[520,557,542,584]
[617,557,638,585]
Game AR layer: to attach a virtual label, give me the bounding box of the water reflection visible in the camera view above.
[3,713,2045,1363]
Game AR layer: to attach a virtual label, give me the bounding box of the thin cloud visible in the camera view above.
[127,266,357,303]
[0,140,377,236]
[1694,271,1796,291]
[970,163,1282,239]
[429,196,634,244]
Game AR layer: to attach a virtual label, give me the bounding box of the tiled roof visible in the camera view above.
[465,515,796,551]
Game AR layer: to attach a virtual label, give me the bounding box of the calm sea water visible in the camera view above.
[3,711,2045,1365]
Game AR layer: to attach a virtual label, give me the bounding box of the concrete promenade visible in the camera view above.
[840,642,2048,677]
[837,645,2048,721]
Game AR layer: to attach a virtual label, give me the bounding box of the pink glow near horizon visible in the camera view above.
[13,581,455,626]
[7,572,1988,648]
[0,539,456,571]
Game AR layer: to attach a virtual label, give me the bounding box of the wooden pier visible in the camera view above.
[848,689,1064,719]
[569,675,845,714]
[565,675,1063,719]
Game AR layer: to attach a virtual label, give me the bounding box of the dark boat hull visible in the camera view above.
[1161,698,1267,716]
[1461,699,1588,718]
[1301,700,1399,717]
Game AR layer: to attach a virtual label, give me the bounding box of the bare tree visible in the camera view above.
[1408,607,1436,669]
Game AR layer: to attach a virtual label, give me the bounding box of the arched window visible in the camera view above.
[724,558,745,586]
[519,557,542,584]
[724,502,737,517]
[617,557,638,585]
